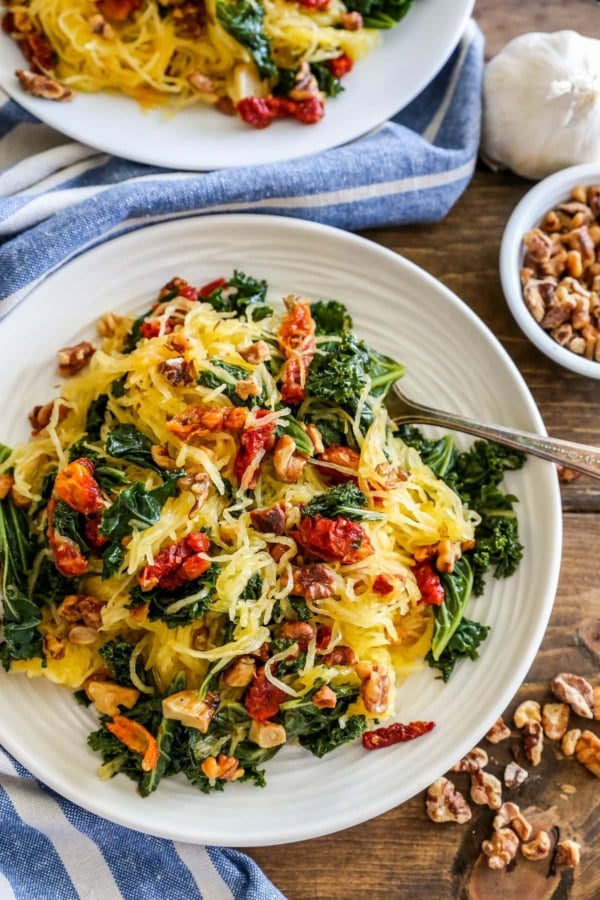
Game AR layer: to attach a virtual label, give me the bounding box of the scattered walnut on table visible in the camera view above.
[482,827,520,870]
[575,730,600,777]
[426,777,472,824]
[470,770,503,809]
[561,728,582,757]
[504,760,529,789]
[493,802,532,841]
[551,672,594,719]
[451,747,488,773]
[542,702,570,741]
[554,839,582,868]
[486,716,511,744]
[521,830,552,861]
[513,699,541,728]
[522,720,544,766]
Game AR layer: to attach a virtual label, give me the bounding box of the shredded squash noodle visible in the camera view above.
[0,270,523,795]
[2,0,414,127]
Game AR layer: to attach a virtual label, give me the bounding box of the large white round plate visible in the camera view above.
[0,0,474,170]
[0,214,561,846]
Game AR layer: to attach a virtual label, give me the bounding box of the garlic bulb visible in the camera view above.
[481,31,600,180]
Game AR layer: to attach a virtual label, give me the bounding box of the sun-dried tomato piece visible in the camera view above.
[315,445,360,485]
[198,277,228,298]
[316,625,332,651]
[277,299,316,405]
[328,53,353,79]
[372,574,394,595]
[106,715,160,771]
[297,0,330,9]
[137,531,210,592]
[96,0,143,21]
[244,667,287,722]
[413,562,445,606]
[234,410,276,489]
[362,720,435,750]
[159,276,199,302]
[24,33,57,72]
[84,515,109,552]
[53,458,104,516]
[236,96,279,129]
[293,515,374,565]
[236,94,325,129]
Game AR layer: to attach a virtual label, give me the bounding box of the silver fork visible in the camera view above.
[386,383,600,479]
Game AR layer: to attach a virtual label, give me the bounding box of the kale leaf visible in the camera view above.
[85,394,109,441]
[311,299,352,335]
[0,494,43,667]
[396,425,458,479]
[98,640,137,687]
[429,556,474,662]
[99,471,181,542]
[279,684,366,757]
[51,501,88,553]
[215,2,277,80]
[105,424,166,475]
[302,483,384,521]
[343,0,412,28]
[426,618,490,683]
[139,672,186,797]
[198,360,266,408]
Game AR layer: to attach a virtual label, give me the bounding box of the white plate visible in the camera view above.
[0,213,561,846]
[0,0,474,170]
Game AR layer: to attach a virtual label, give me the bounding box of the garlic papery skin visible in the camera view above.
[482,31,600,180]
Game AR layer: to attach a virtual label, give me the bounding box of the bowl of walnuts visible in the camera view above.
[500,163,600,378]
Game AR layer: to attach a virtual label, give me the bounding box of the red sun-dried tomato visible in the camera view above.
[244,667,287,722]
[234,410,276,489]
[46,497,89,577]
[198,277,228,298]
[316,625,333,651]
[413,562,445,606]
[362,720,435,750]
[277,298,316,405]
[84,515,109,552]
[293,515,374,565]
[236,96,279,129]
[53,458,104,516]
[96,0,143,21]
[137,532,210,592]
[328,53,354,79]
[372,574,395,596]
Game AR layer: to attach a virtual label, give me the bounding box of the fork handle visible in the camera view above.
[398,405,600,480]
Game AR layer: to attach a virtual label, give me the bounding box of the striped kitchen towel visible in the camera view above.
[0,746,285,899]
[0,20,483,318]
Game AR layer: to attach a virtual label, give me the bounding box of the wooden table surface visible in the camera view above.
[242,3,600,897]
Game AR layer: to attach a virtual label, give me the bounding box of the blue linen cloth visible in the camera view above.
[0,20,484,900]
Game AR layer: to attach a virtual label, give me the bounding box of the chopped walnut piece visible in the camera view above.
[43,634,66,660]
[201,754,244,781]
[494,802,532,841]
[521,830,552,861]
[28,399,70,434]
[221,655,256,687]
[234,376,261,400]
[486,717,511,744]
[554,839,581,868]
[57,341,96,377]
[151,445,178,470]
[354,661,390,715]
[292,564,337,601]
[88,12,115,37]
[312,685,337,709]
[513,699,541,728]
[341,10,363,29]
[561,728,582,757]
[470,770,502,809]
[322,645,358,667]
[504,760,528,789]
[161,356,196,386]
[96,311,122,337]
[451,747,489,773]
[542,702,570,741]
[551,672,594,719]
[522,720,544,766]
[575,729,600,776]
[273,435,307,484]
[239,340,271,364]
[482,827,519,870]
[15,69,73,101]
[425,777,472,824]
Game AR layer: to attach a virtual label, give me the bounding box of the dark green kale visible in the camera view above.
[51,500,88,553]
[30,551,76,605]
[306,333,405,432]
[311,299,352,335]
[426,618,490,683]
[270,637,306,676]
[302,483,384,522]
[198,360,266,408]
[105,424,167,475]
[343,0,412,28]
[241,572,263,601]
[287,595,311,622]
[98,640,137,687]
[85,394,109,441]
[122,306,154,353]
[279,416,313,456]
[87,694,164,786]
[128,564,218,627]
[139,672,186,797]
[99,470,181,542]
[203,271,271,318]
[111,376,128,399]
[280,684,366,757]
[101,542,126,580]
[310,62,344,98]
[395,425,458,478]
[429,556,474,663]
[0,491,43,668]
[215,2,277,80]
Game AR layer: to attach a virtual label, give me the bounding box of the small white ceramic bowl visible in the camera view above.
[500,162,600,379]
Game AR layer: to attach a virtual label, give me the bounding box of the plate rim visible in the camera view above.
[0,213,562,845]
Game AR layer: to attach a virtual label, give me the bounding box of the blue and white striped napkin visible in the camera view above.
[0,20,483,900]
